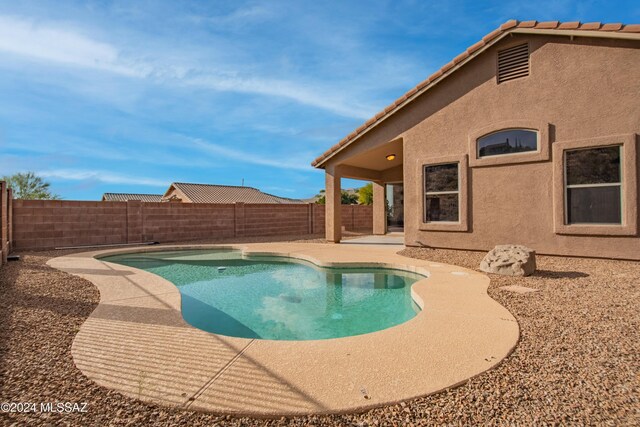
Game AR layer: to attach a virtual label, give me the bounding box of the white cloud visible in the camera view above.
[0,14,372,119]
[191,138,316,171]
[38,169,168,187]
[0,15,147,77]
[186,74,373,119]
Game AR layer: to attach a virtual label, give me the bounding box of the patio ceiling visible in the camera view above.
[340,137,403,172]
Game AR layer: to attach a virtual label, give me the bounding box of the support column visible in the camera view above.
[325,165,342,243]
[373,181,386,235]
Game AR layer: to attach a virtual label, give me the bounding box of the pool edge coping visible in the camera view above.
[47,242,520,417]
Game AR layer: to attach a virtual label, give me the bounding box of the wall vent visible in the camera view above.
[497,43,529,83]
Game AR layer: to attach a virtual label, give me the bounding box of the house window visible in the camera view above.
[424,163,459,222]
[477,129,538,158]
[565,146,622,224]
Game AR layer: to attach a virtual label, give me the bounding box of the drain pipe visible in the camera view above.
[54,241,159,250]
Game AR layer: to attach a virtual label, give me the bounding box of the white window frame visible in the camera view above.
[423,162,460,223]
[563,145,623,225]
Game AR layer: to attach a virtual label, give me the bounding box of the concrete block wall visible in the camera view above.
[242,204,310,237]
[142,202,236,242]
[12,200,128,250]
[11,200,373,250]
[342,205,374,231]
[312,204,326,234]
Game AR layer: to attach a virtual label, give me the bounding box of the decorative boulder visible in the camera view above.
[480,245,536,277]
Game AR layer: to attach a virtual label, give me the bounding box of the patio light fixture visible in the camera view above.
[386,154,396,161]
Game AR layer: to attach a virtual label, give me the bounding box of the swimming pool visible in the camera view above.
[101,249,425,340]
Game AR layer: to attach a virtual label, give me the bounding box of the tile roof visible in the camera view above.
[312,19,640,168]
[102,193,163,202]
[168,182,305,204]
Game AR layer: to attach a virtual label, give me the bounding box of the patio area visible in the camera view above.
[0,235,638,425]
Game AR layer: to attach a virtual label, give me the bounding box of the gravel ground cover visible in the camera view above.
[0,241,638,426]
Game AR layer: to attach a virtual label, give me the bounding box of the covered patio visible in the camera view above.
[317,137,404,243]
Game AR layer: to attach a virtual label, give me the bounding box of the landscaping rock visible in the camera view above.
[480,245,536,276]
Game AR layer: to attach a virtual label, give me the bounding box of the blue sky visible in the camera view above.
[0,1,637,200]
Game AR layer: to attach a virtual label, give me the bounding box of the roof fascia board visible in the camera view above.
[512,28,640,40]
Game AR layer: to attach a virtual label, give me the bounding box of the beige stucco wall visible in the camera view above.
[327,34,640,260]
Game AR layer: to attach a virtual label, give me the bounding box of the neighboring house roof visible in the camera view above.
[302,196,321,203]
[312,19,640,168]
[102,193,163,202]
[164,182,305,204]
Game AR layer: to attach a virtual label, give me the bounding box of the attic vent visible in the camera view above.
[497,43,529,83]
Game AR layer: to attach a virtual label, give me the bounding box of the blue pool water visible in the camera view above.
[101,249,424,340]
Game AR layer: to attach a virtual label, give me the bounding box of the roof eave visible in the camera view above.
[311,26,640,169]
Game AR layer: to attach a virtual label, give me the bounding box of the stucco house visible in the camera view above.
[313,20,639,260]
[162,182,304,204]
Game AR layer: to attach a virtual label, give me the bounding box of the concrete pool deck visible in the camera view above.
[47,242,519,416]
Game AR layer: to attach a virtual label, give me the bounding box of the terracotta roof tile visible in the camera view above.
[405,86,419,97]
[621,24,640,32]
[558,21,581,29]
[535,21,559,29]
[170,183,303,204]
[415,78,430,90]
[429,69,444,80]
[453,51,470,64]
[466,40,485,54]
[311,19,640,167]
[518,20,538,28]
[601,23,623,31]
[482,27,503,42]
[500,20,518,30]
[580,22,601,30]
[440,61,455,73]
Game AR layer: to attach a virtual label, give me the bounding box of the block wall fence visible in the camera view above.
[0,182,12,266]
[10,198,373,251]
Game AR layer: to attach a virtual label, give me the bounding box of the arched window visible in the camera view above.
[477,129,538,158]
